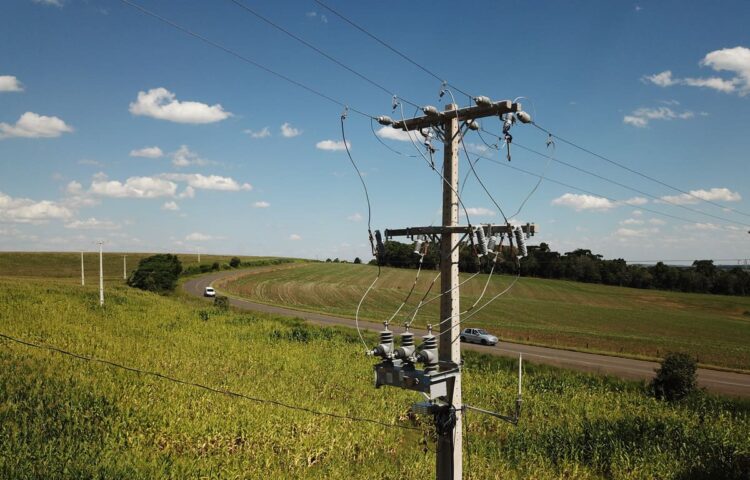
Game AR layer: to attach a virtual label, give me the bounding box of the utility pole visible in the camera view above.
[97,241,105,306]
[81,251,85,286]
[369,98,536,480]
[123,255,127,280]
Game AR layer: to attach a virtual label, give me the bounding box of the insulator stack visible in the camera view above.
[417,332,439,373]
[487,235,498,252]
[370,325,394,359]
[476,226,489,256]
[514,227,527,257]
[394,330,416,361]
[413,237,424,256]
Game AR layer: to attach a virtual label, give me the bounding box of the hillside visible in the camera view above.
[1,275,748,478]
[219,262,750,371]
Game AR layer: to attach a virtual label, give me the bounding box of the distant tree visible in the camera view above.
[127,254,182,294]
[211,262,220,271]
[333,258,340,263]
[326,258,332,263]
[651,352,697,401]
[229,257,241,268]
[353,257,362,264]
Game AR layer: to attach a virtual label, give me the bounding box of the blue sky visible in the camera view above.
[1,0,749,263]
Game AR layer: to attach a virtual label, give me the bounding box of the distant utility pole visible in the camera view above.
[371,99,536,480]
[198,252,201,264]
[123,255,127,280]
[81,251,85,286]
[96,241,105,306]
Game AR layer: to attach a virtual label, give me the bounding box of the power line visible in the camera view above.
[0,332,420,432]
[531,122,750,219]
[117,0,374,119]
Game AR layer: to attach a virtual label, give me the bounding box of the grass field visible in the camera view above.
[1,274,749,479]
[219,263,750,371]
[0,252,286,281]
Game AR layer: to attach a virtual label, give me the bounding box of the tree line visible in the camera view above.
[368,240,750,297]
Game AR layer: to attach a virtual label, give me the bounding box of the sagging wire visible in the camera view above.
[384,239,427,325]
[507,134,554,221]
[369,117,417,158]
[341,108,379,352]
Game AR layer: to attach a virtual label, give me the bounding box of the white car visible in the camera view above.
[460,328,498,346]
[204,286,216,298]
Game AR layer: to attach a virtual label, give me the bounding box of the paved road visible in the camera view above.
[184,270,750,398]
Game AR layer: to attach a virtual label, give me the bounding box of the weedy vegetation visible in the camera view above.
[0,272,748,479]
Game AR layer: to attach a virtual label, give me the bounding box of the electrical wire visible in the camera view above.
[370,117,417,158]
[385,253,424,325]
[0,332,420,431]
[117,0,374,120]
[532,122,750,219]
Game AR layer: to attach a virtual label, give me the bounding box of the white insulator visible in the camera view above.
[474,96,492,107]
[476,226,489,256]
[377,115,394,126]
[514,227,527,257]
[487,235,498,251]
[516,111,532,124]
[413,238,424,255]
[423,105,440,117]
[466,119,480,131]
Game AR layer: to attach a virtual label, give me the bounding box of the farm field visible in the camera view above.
[220,262,750,371]
[1,275,749,479]
[0,251,290,281]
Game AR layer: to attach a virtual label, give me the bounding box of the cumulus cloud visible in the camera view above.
[642,46,750,96]
[170,145,208,167]
[78,159,103,167]
[615,227,659,238]
[624,197,649,206]
[620,218,644,225]
[289,234,302,240]
[660,187,741,205]
[245,127,270,138]
[253,201,270,208]
[0,191,73,223]
[551,193,615,211]
[0,112,73,139]
[130,146,163,158]
[128,87,231,124]
[64,217,120,230]
[0,76,24,92]
[162,201,179,211]
[623,106,694,127]
[162,173,251,191]
[280,122,301,138]
[305,11,327,23]
[316,139,350,151]
[33,0,63,5]
[90,175,178,198]
[376,126,413,142]
[186,232,222,241]
[648,218,666,225]
[465,207,495,216]
[347,212,363,221]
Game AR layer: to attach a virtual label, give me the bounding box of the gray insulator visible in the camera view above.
[423,105,440,117]
[394,331,416,361]
[377,115,394,126]
[516,111,532,124]
[487,235,498,251]
[417,333,439,373]
[514,227,527,257]
[467,119,480,131]
[476,227,489,256]
[413,238,424,255]
[474,96,492,107]
[371,329,394,359]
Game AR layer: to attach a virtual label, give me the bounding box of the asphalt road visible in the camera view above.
[184,270,750,398]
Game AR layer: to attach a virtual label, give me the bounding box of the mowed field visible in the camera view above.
[0,252,283,281]
[1,275,749,478]
[220,263,750,371]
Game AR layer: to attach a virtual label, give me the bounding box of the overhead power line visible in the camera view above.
[0,332,419,432]
[117,0,374,119]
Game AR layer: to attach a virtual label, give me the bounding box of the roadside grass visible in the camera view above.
[219,262,750,371]
[1,276,749,478]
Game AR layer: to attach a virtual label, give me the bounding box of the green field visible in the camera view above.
[1,274,749,479]
[219,263,750,371]
[0,252,286,281]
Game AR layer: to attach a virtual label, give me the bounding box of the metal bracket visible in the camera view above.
[374,361,460,400]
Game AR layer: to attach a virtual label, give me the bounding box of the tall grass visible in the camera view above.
[0,276,748,478]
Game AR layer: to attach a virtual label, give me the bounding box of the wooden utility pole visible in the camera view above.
[123,255,127,280]
[97,241,104,306]
[437,103,462,479]
[81,251,85,286]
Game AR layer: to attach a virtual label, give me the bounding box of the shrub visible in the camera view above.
[198,310,210,321]
[229,257,241,268]
[353,257,362,264]
[211,262,220,271]
[651,352,697,401]
[214,295,230,311]
[127,254,182,294]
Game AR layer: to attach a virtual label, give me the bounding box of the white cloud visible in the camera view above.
[129,146,164,158]
[465,207,496,216]
[623,196,649,206]
[90,175,178,198]
[245,127,271,138]
[162,201,179,211]
[660,187,741,205]
[66,181,83,195]
[632,210,643,216]
[305,11,327,23]
[280,122,302,138]
[620,218,644,225]
[347,212,363,221]
[623,107,694,128]
[253,201,270,208]
[642,47,750,96]
[186,232,222,242]
[32,0,63,6]
[0,76,24,92]
[78,159,103,166]
[289,234,302,240]
[129,87,231,124]
[170,145,208,167]
[64,217,120,230]
[162,173,252,191]
[551,193,615,211]
[615,227,659,238]
[316,139,350,151]
[0,112,73,139]
[648,218,666,225]
[178,186,195,199]
[689,222,721,231]
[0,191,73,223]
[376,126,413,142]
